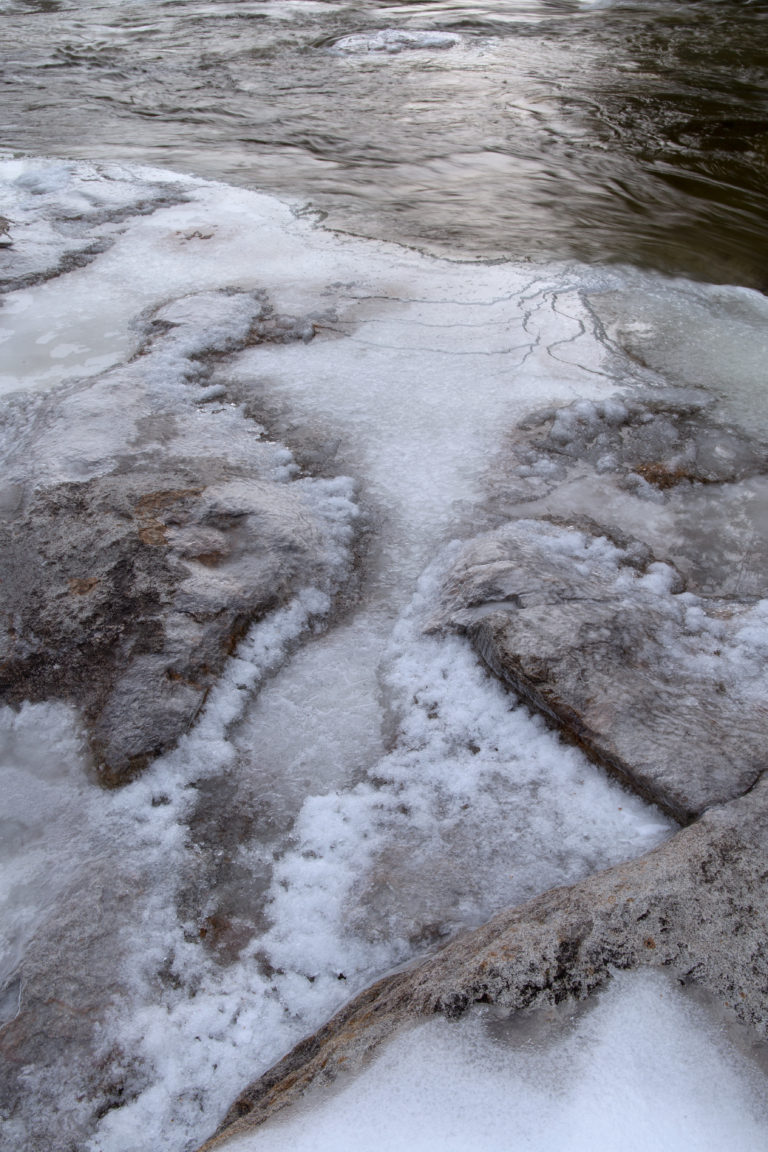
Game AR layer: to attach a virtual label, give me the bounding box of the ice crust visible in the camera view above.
[1,158,768,1149]
[0,156,188,296]
[591,280,768,438]
[223,971,768,1152]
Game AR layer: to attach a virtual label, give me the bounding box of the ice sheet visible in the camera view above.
[1,159,766,1151]
[224,970,768,1152]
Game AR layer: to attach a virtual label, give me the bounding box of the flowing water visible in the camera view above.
[2,1,768,1150]
[2,0,768,283]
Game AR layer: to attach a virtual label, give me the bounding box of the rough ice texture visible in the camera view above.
[431,518,768,823]
[201,390,768,1147]
[0,158,652,1152]
[488,390,768,598]
[0,289,358,783]
[199,773,768,1149]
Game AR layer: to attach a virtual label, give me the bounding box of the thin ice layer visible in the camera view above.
[0,286,359,782]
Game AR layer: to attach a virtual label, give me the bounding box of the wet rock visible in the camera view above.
[431,518,768,823]
[0,290,359,784]
[198,774,768,1149]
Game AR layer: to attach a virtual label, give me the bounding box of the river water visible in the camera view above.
[2,0,768,284]
[2,1,768,1150]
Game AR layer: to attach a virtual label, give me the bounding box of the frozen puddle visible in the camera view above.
[0,159,767,1150]
[226,971,768,1152]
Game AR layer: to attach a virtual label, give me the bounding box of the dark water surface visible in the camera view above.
[2,0,767,285]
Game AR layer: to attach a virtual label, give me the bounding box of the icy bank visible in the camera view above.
[1,159,768,1151]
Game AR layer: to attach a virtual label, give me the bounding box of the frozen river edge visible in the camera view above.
[204,393,768,1143]
[3,158,768,1151]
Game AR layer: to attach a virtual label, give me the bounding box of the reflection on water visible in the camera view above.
[1,0,767,285]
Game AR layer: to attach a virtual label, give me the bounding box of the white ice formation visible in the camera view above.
[1,157,767,1152]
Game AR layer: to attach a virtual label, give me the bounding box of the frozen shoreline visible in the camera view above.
[2,158,768,1151]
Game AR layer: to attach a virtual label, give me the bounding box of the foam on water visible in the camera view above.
[332,30,462,54]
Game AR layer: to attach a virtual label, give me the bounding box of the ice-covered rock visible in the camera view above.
[0,290,359,784]
[200,773,768,1148]
[416,391,768,822]
[0,158,189,291]
[332,30,461,55]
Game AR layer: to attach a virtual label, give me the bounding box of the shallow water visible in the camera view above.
[2,0,768,284]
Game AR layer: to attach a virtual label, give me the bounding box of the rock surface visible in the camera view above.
[432,518,768,822]
[199,390,768,1148]
[433,390,768,821]
[0,290,359,783]
[199,773,768,1149]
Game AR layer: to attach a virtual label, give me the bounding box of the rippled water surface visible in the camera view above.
[2,0,767,283]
